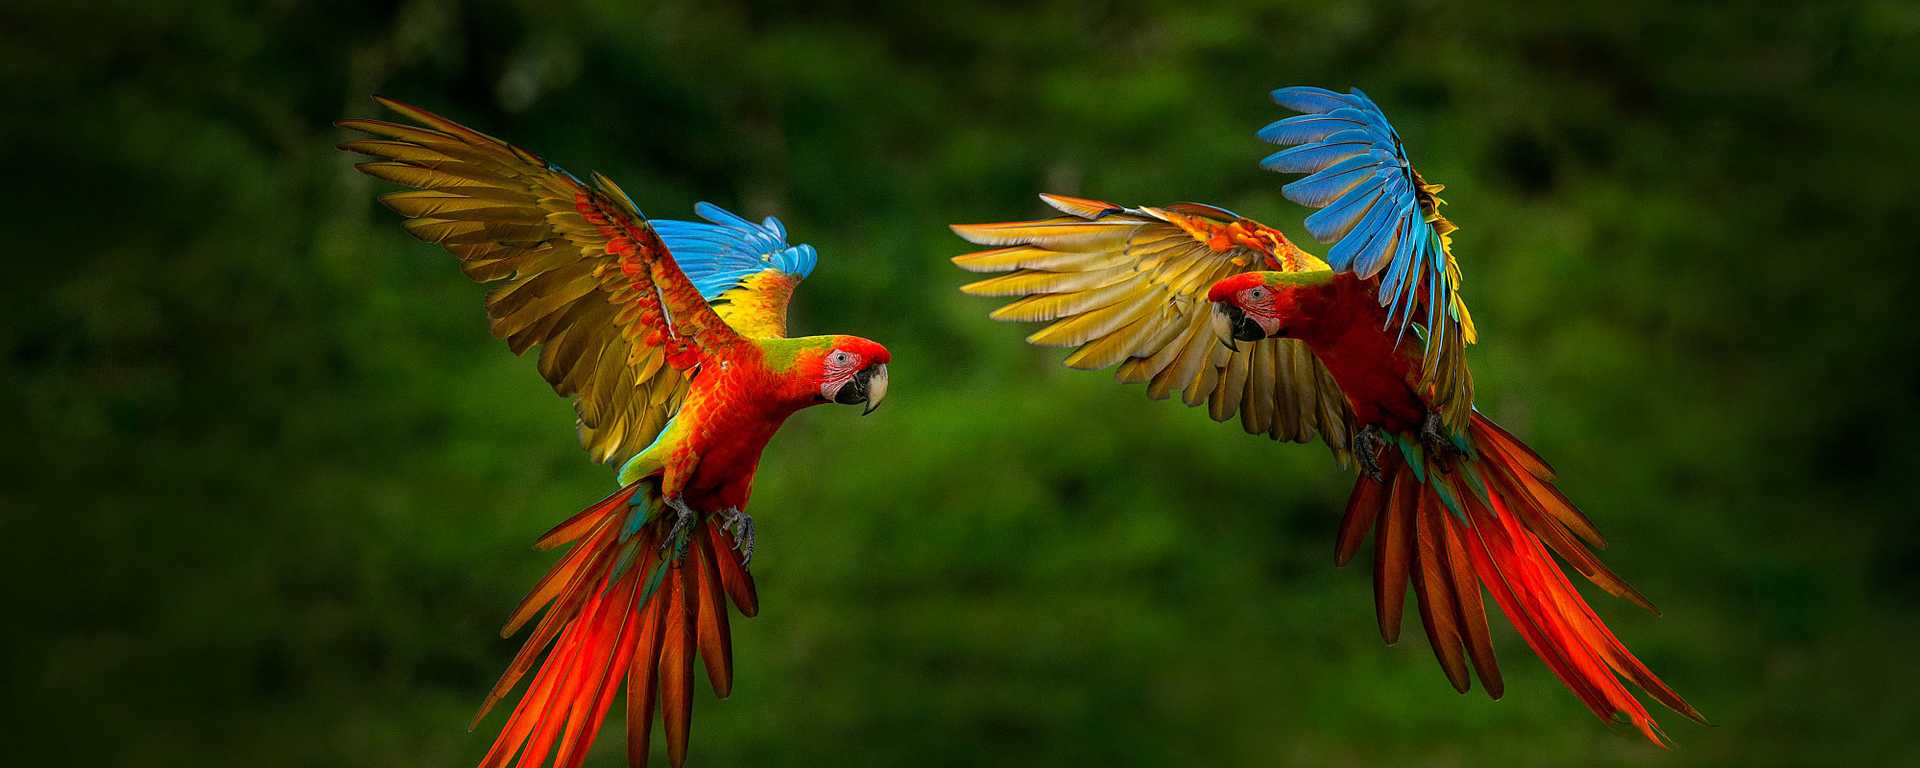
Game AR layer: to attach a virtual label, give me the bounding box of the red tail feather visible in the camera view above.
[1337,413,1702,745]
[475,481,756,768]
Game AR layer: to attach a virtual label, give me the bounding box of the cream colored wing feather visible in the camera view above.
[954,194,1353,457]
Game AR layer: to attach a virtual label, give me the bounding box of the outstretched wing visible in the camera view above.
[953,194,1353,457]
[655,202,818,339]
[1258,86,1475,430]
[340,97,745,468]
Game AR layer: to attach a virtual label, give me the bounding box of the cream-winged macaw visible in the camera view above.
[952,86,1702,744]
[341,98,891,768]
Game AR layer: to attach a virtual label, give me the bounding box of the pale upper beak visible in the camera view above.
[862,364,889,416]
[1210,303,1239,352]
[1214,302,1272,343]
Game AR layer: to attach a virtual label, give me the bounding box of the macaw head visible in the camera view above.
[793,336,892,415]
[1205,270,1337,342]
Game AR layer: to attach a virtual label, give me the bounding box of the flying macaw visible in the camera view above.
[952,86,1702,744]
[340,98,892,768]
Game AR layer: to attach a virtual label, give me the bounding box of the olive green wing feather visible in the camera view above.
[953,193,1353,458]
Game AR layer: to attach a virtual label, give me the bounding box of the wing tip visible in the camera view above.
[1037,192,1124,219]
[370,94,419,115]
[947,221,1031,246]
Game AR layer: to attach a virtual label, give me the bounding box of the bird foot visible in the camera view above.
[659,496,697,561]
[717,506,756,568]
[1354,425,1388,483]
[1420,412,1466,460]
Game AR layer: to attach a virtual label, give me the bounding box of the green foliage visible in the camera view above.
[5,0,1918,765]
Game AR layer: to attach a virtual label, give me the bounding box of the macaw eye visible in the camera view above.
[1246,286,1269,302]
[829,350,854,366]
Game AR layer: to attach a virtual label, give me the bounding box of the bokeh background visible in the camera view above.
[8,1,1919,765]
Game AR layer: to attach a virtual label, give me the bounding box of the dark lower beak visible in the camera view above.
[833,364,890,415]
[1221,304,1269,342]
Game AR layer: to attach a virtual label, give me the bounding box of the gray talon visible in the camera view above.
[719,506,756,568]
[1354,425,1388,483]
[1420,412,1465,459]
[660,496,697,561]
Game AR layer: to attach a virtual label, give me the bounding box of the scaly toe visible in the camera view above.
[720,508,757,568]
[1354,426,1388,483]
[659,497,696,560]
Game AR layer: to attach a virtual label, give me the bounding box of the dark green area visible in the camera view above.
[7,1,1918,765]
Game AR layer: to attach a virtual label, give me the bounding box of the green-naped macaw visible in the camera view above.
[341,98,891,768]
[952,86,1702,745]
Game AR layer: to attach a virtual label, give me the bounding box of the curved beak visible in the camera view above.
[832,363,889,413]
[1210,303,1239,352]
[861,363,888,415]
[1220,303,1270,342]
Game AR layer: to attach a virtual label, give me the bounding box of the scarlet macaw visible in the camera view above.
[952,86,1702,744]
[341,98,891,768]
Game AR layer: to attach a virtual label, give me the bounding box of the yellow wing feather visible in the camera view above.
[954,194,1353,457]
[340,98,740,469]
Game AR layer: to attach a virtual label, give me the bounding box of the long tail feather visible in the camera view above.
[1411,488,1471,693]
[476,480,756,768]
[1373,469,1417,643]
[659,565,696,768]
[1334,412,1701,744]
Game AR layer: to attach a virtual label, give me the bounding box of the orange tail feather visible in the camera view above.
[475,481,756,768]
[1337,412,1702,745]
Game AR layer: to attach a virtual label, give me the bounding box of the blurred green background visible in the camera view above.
[7,0,1918,765]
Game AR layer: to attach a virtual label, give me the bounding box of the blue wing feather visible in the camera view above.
[1394,232,1439,345]
[1269,86,1361,114]
[1257,113,1367,145]
[1395,231,1430,334]
[1329,177,1407,271]
[761,216,787,240]
[1283,154,1378,209]
[653,202,818,301]
[1304,173,1386,245]
[1261,85,1456,345]
[1260,128,1375,174]
[1379,211,1419,302]
[1424,234,1445,346]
